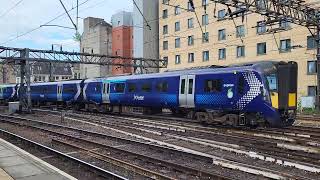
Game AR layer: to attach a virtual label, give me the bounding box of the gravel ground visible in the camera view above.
[0,115,262,180]
[13,112,320,179]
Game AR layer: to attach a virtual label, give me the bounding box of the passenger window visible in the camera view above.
[204,79,222,93]
[96,84,101,92]
[103,83,106,94]
[107,84,110,94]
[180,79,186,94]
[156,82,168,92]
[128,83,136,92]
[238,76,245,95]
[142,83,151,92]
[188,79,193,94]
[114,83,125,93]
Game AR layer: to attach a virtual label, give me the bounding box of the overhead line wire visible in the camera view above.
[0,0,91,45]
[0,0,24,19]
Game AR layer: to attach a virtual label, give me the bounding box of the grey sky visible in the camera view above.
[0,0,133,51]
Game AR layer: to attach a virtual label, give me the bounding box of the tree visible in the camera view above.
[73,32,82,42]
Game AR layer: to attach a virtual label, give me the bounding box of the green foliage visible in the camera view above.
[73,32,82,42]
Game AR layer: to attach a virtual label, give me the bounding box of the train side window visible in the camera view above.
[114,83,125,93]
[64,86,75,93]
[142,83,151,92]
[128,83,136,92]
[107,84,110,94]
[180,79,186,94]
[204,79,222,93]
[102,83,106,94]
[156,82,168,92]
[188,79,193,94]
[96,84,101,92]
[238,76,245,95]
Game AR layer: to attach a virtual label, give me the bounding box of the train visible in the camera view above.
[0,61,298,127]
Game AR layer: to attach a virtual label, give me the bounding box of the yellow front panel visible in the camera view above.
[271,92,279,109]
[288,93,296,107]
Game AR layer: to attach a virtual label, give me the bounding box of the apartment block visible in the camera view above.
[159,0,318,99]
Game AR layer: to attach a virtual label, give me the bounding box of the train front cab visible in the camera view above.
[265,61,298,126]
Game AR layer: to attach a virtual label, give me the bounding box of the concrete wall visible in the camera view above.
[112,26,134,75]
[133,0,159,73]
[112,11,133,27]
[80,17,112,78]
[159,0,318,100]
[0,65,16,84]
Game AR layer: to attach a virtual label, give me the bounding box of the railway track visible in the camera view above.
[0,114,235,180]
[57,109,320,145]
[1,112,318,178]
[0,128,127,180]
[63,111,320,169]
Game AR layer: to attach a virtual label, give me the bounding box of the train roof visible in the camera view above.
[30,80,82,86]
[107,61,276,81]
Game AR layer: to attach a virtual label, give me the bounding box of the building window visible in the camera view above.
[202,32,209,43]
[218,48,226,60]
[163,25,168,35]
[175,21,180,31]
[175,55,181,64]
[188,53,195,63]
[237,46,245,57]
[188,35,194,46]
[307,61,317,74]
[280,20,290,29]
[218,10,225,20]
[163,41,168,50]
[257,21,266,34]
[202,14,209,25]
[218,29,226,41]
[175,6,181,15]
[188,1,194,11]
[163,9,168,19]
[163,0,169,4]
[202,0,208,6]
[280,39,291,52]
[163,56,168,62]
[308,86,317,97]
[188,18,194,28]
[307,36,317,49]
[257,42,267,55]
[256,0,266,10]
[202,51,209,61]
[175,38,181,48]
[236,25,245,38]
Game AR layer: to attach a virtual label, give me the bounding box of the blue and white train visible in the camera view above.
[0,61,298,127]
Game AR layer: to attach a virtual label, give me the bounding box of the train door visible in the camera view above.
[0,87,3,99]
[102,82,110,103]
[179,75,195,107]
[57,84,63,101]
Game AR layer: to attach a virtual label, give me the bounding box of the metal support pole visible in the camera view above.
[49,62,53,82]
[2,65,6,83]
[19,59,26,112]
[19,49,31,113]
[317,25,320,111]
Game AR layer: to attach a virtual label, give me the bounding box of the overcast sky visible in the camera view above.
[0,0,133,51]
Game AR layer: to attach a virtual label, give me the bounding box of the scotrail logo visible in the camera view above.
[133,95,144,101]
